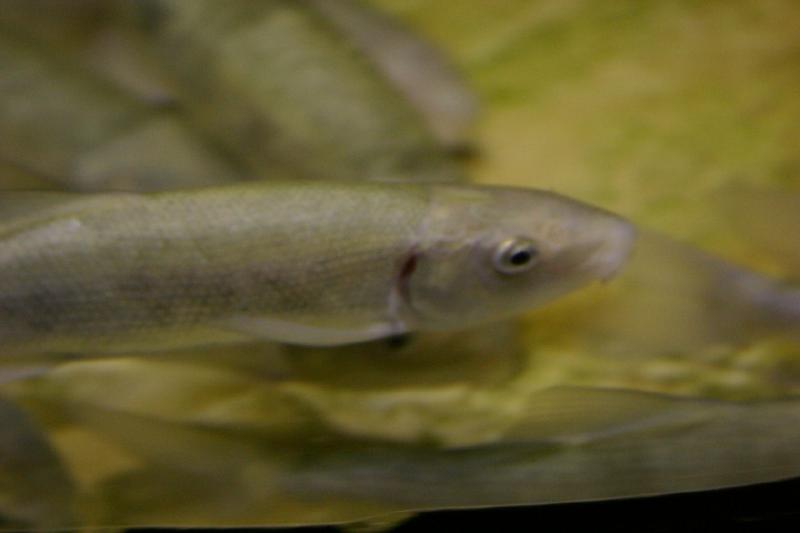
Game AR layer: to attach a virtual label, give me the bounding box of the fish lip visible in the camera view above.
[587,221,638,282]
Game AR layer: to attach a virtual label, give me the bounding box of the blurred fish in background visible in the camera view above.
[0,0,799,530]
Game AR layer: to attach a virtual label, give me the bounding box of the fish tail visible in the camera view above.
[716,254,800,340]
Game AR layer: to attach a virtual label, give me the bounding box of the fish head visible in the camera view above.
[399,185,637,330]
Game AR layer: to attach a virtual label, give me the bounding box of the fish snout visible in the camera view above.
[584,218,637,282]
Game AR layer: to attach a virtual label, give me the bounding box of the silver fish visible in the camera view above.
[0,180,634,354]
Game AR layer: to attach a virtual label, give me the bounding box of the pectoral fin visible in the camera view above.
[222,316,406,347]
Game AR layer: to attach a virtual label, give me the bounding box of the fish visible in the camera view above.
[279,399,800,520]
[0,180,634,355]
[0,0,469,191]
[0,0,176,105]
[8,376,800,529]
[303,0,478,151]
[137,0,465,182]
[0,27,242,192]
[575,188,800,356]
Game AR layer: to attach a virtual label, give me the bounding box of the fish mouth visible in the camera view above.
[588,220,638,282]
[549,219,636,285]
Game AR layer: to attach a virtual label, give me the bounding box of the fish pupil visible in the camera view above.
[510,249,533,266]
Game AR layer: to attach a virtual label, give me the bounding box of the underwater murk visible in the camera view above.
[0,0,799,530]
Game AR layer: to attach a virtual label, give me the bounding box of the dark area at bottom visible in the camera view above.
[138,475,800,532]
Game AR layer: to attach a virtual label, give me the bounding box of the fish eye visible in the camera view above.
[492,237,540,275]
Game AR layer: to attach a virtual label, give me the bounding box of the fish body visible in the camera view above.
[0,181,634,354]
[10,374,800,528]
[140,0,464,182]
[0,0,466,190]
[304,0,477,150]
[0,28,240,192]
[584,198,800,355]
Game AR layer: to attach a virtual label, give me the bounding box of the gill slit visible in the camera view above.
[386,186,439,331]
